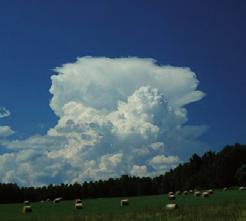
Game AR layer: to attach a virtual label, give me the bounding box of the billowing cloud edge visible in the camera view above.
[0,57,207,186]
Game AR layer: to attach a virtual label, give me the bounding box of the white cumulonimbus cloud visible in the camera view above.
[0,57,207,186]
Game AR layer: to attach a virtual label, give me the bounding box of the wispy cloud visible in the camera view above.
[0,107,14,137]
[0,107,10,119]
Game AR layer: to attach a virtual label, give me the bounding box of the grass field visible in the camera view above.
[0,189,246,221]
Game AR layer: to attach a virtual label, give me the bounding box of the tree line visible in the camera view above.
[0,143,246,203]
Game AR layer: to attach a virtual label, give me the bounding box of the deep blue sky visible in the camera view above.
[0,0,245,151]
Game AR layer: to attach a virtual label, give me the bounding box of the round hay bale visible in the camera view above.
[53,197,62,203]
[202,191,209,197]
[208,189,213,194]
[168,194,176,200]
[183,190,188,195]
[22,205,32,213]
[175,191,181,195]
[23,200,29,205]
[75,199,82,204]
[194,191,201,196]
[239,187,245,191]
[120,199,129,206]
[75,202,83,209]
[166,203,178,210]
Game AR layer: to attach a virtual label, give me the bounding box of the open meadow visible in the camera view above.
[0,189,246,221]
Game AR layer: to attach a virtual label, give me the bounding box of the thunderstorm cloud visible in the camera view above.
[0,57,207,186]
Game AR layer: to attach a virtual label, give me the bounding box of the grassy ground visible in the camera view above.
[0,189,246,221]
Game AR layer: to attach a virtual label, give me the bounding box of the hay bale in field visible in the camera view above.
[208,189,213,194]
[166,203,178,210]
[75,199,82,204]
[23,200,29,205]
[202,191,209,197]
[183,190,188,195]
[75,202,83,209]
[53,197,62,203]
[168,194,176,200]
[120,199,129,206]
[194,191,201,196]
[239,186,246,191]
[175,190,181,195]
[22,205,32,213]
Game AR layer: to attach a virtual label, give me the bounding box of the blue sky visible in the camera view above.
[0,0,245,185]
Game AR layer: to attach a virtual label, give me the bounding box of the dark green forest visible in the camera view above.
[0,143,246,203]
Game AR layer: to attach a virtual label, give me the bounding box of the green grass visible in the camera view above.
[0,190,246,221]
